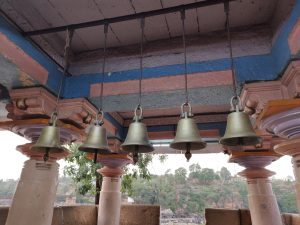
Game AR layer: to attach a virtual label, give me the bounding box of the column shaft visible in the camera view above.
[97,176,122,225]
[292,155,300,212]
[246,178,282,225]
[5,159,59,225]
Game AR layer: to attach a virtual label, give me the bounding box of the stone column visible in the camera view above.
[96,154,131,225]
[274,139,300,212]
[239,168,283,225]
[229,148,283,225]
[5,143,69,225]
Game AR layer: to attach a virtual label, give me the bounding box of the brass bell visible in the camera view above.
[170,103,206,161]
[31,113,66,161]
[79,111,110,154]
[121,106,154,163]
[220,96,262,146]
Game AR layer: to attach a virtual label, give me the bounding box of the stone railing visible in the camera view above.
[0,204,160,225]
[205,208,300,225]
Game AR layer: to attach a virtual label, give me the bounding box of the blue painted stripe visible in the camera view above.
[0,17,63,95]
[64,54,277,98]
[64,0,300,98]
[1,0,300,102]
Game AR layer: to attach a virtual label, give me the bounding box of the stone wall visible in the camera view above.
[0,204,160,225]
[205,208,300,225]
[205,208,252,225]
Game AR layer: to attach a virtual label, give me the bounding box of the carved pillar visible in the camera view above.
[96,154,131,225]
[239,168,283,225]
[260,101,300,213]
[5,143,69,225]
[0,118,81,225]
[229,149,283,225]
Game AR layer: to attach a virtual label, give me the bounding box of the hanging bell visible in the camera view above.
[121,106,154,163]
[170,103,206,161]
[220,96,262,146]
[79,111,110,154]
[31,113,66,161]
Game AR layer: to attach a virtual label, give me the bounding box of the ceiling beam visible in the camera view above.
[24,0,235,36]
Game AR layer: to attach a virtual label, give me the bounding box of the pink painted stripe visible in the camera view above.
[288,18,300,55]
[0,33,48,85]
[90,70,232,97]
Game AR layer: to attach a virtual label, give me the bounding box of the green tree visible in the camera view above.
[198,168,219,185]
[219,167,232,183]
[175,167,187,184]
[64,143,164,199]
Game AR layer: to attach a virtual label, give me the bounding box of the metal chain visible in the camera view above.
[224,1,238,97]
[138,18,145,107]
[99,23,109,112]
[181,10,189,104]
[54,29,74,115]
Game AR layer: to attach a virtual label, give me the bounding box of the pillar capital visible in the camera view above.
[98,154,132,169]
[16,143,69,161]
[0,118,84,143]
[260,100,300,139]
[228,136,282,168]
[238,168,275,179]
[98,166,123,178]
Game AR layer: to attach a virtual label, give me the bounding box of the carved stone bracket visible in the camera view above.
[6,87,117,135]
[241,60,300,120]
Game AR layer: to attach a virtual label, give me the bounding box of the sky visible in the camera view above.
[0,130,294,180]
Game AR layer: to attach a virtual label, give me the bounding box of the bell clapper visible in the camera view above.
[43,148,50,162]
[133,146,139,164]
[185,143,192,162]
[93,150,98,164]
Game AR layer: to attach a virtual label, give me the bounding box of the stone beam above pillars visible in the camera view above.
[241,60,300,121]
[6,87,118,135]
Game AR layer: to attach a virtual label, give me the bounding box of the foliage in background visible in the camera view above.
[63,143,166,196]
[0,179,17,198]
[129,163,298,220]
[0,163,297,220]
[64,143,100,195]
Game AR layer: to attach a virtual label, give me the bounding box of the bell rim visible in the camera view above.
[170,141,207,151]
[219,135,262,146]
[121,144,154,153]
[78,145,111,154]
[30,145,67,153]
